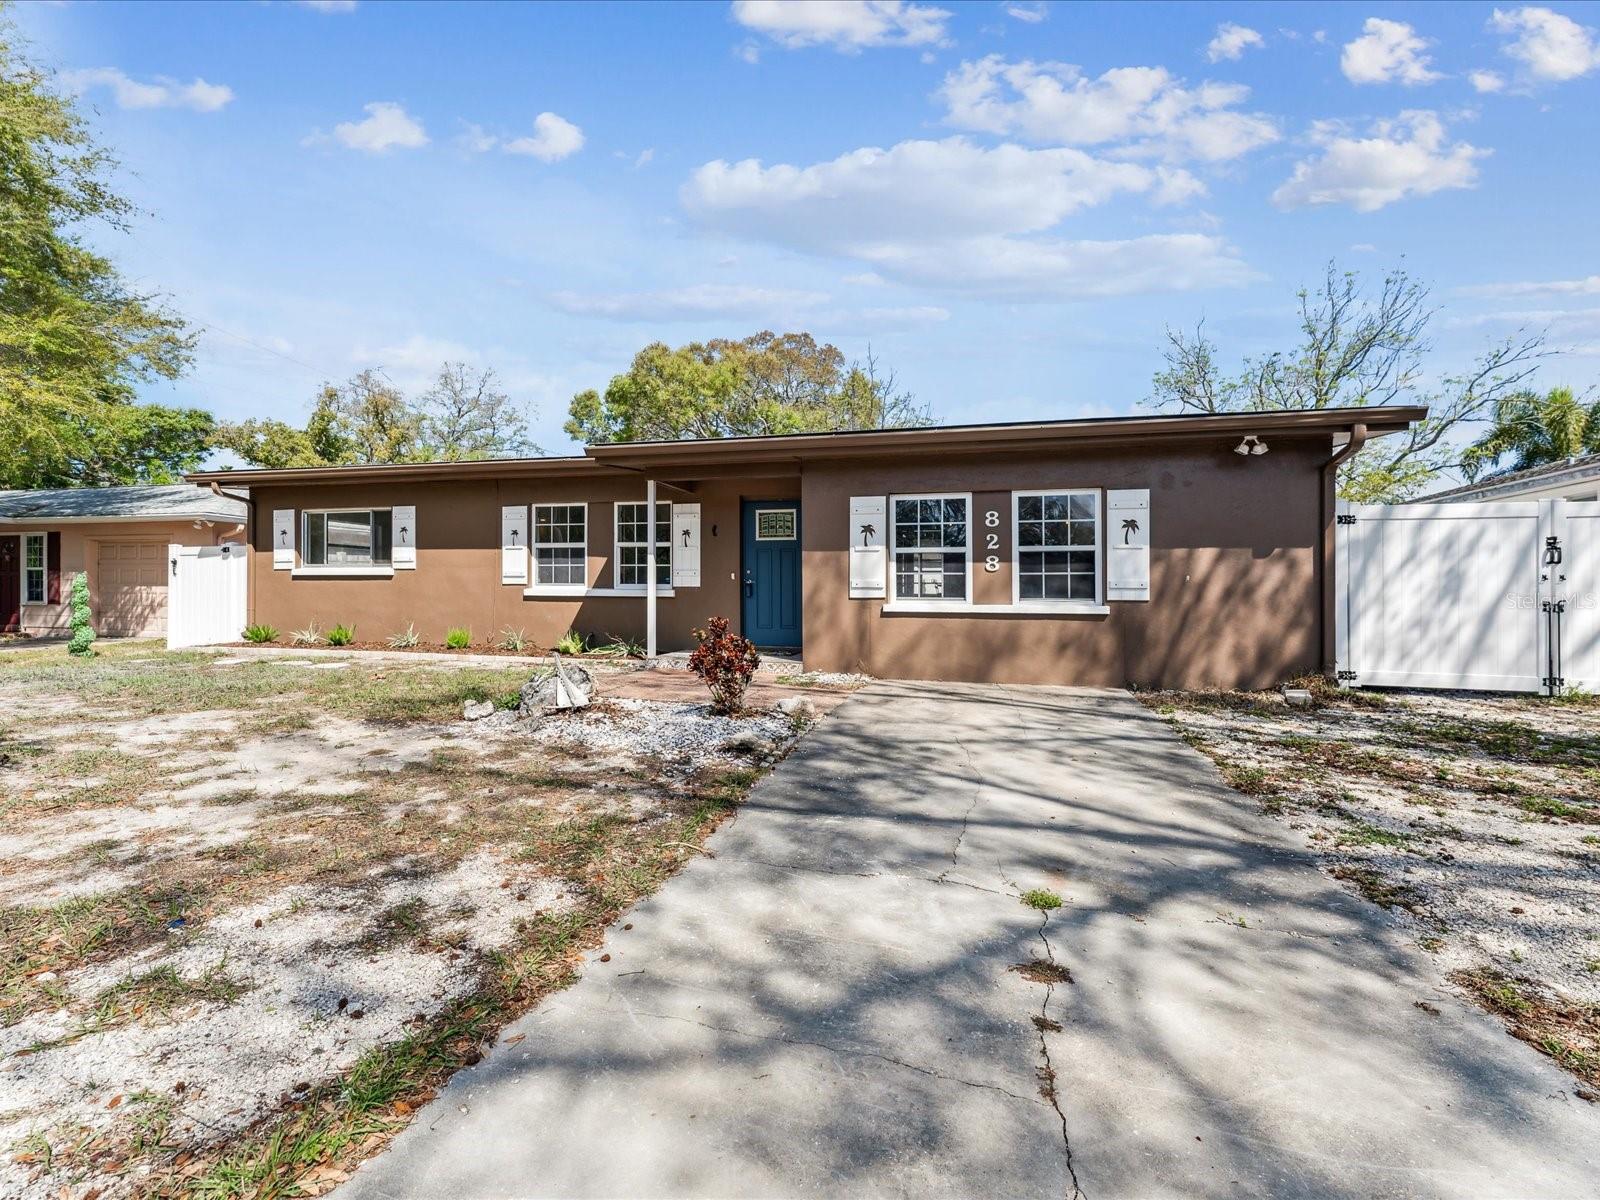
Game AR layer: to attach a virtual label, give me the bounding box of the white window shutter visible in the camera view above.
[848,496,887,598]
[501,505,528,584]
[393,505,416,569]
[272,509,295,570]
[671,503,701,587]
[1106,489,1150,601]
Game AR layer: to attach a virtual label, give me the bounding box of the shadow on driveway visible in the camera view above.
[338,680,1599,1199]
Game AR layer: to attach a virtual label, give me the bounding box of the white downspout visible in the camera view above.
[646,477,657,661]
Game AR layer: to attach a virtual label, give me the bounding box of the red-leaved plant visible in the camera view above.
[687,616,761,714]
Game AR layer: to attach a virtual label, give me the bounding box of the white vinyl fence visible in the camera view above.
[166,542,247,651]
[1336,500,1600,694]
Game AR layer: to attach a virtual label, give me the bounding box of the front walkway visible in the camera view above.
[339,682,1598,1199]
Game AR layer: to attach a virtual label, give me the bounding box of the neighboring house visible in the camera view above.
[0,485,248,639]
[185,406,1423,690]
[1417,454,1600,504]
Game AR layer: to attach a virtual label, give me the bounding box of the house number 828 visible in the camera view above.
[983,509,1000,571]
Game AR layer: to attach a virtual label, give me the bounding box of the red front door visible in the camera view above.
[0,536,18,632]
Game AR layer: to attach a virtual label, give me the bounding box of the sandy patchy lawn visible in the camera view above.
[1141,680,1600,1100]
[0,642,848,1199]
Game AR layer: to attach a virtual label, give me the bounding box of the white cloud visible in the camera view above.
[296,0,357,11]
[1206,23,1264,63]
[1490,6,1600,82]
[60,67,233,112]
[1469,69,1507,92]
[1271,111,1486,212]
[842,271,887,286]
[1350,242,1378,252]
[1004,2,1048,23]
[456,121,498,153]
[1340,18,1441,86]
[1459,275,1600,297]
[731,0,951,52]
[326,101,428,153]
[938,56,1278,163]
[850,305,951,328]
[504,112,585,162]
[682,137,1255,297]
[548,283,831,321]
[634,147,656,169]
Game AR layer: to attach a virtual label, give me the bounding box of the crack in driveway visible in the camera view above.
[1034,909,1086,1200]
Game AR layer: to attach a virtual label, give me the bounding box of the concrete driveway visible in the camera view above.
[340,682,1598,1199]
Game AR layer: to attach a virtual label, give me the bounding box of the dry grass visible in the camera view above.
[0,641,796,1199]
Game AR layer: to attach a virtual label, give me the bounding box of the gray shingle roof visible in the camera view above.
[1416,453,1600,502]
[0,484,248,522]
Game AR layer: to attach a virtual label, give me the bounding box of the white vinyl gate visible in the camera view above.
[166,542,247,651]
[1336,500,1600,694]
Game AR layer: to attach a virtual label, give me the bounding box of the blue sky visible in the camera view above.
[14,0,1600,458]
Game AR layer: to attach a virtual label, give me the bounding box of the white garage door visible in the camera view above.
[96,542,168,637]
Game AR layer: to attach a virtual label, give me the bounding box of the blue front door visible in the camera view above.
[741,501,802,648]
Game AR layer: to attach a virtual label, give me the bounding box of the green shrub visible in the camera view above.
[587,633,645,658]
[66,572,96,657]
[290,623,324,646]
[326,623,356,647]
[445,627,472,650]
[497,627,528,652]
[1020,888,1063,911]
[554,629,586,656]
[386,623,419,649]
[242,624,279,644]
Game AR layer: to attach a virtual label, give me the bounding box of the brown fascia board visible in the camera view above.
[185,456,617,487]
[586,405,1429,467]
[185,406,1426,485]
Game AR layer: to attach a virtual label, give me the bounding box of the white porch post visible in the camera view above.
[646,477,658,661]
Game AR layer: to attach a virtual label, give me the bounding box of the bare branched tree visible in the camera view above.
[1147,262,1554,501]
[419,363,540,461]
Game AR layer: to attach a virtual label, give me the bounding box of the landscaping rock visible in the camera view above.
[774,696,816,722]
[720,730,779,760]
[519,660,595,713]
[462,699,497,722]
[1281,687,1313,709]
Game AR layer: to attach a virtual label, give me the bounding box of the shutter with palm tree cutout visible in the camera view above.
[848,496,886,598]
[1107,489,1149,601]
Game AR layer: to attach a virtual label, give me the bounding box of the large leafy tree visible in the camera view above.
[214,363,539,467]
[565,331,932,444]
[1458,386,1600,481]
[1147,263,1551,501]
[0,18,208,487]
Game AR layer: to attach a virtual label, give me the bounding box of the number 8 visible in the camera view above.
[984,555,999,573]
[984,510,999,528]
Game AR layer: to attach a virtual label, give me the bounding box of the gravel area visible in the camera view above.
[0,854,573,1200]
[1144,687,1600,1005]
[517,699,799,774]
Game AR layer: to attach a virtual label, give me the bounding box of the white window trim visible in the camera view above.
[613,500,672,592]
[300,507,394,570]
[882,601,1110,616]
[21,532,47,606]
[291,565,395,578]
[529,502,589,593]
[522,585,676,599]
[889,492,973,605]
[1012,489,1103,608]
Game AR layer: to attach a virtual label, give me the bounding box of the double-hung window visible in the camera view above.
[891,494,969,601]
[22,533,46,604]
[1014,490,1099,603]
[615,501,670,588]
[534,504,587,586]
[302,510,392,567]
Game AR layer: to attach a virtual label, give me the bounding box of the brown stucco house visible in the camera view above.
[0,485,248,639]
[183,406,1423,689]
